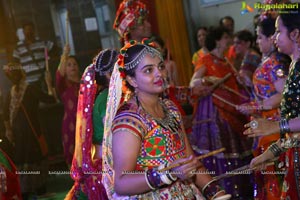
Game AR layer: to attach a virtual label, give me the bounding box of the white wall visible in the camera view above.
[189,0,259,33]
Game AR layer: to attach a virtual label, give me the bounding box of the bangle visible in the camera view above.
[202,179,223,200]
[279,118,290,139]
[268,143,283,157]
[145,170,155,190]
[146,168,164,188]
[158,164,173,185]
[166,163,177,182]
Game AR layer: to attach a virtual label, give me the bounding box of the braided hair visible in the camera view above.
[94,49,119,88]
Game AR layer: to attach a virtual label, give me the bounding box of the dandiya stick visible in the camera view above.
[221,85,249,100]
[44,47,49,71]
[66,10,69,44]
[210,73,231,91]
[212,93,239,108]
[159,148,226,172]
[224,57,253,97]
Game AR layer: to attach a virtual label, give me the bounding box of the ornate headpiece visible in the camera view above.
[117,38,162,78]
[113,0,148,40]
[94,49,119,76]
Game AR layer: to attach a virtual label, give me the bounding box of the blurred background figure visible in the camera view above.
[3,62,56,199]
[192,27,208,71]
[113,0,152,44]
[152,35,178,86]
[55,44,80,167]
[12,21,54,87]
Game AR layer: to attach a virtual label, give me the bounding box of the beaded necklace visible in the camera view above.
[135,96,180,133]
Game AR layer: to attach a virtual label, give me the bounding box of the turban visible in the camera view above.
[113,0,148,40]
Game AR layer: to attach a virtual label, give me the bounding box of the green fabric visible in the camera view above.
[0,150,11,171]
[92,88,108,144]
[78,189,88,200]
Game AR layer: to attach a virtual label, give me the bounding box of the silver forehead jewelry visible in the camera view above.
[124,46,163,70]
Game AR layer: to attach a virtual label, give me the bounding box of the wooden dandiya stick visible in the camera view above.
[65,10,69,44]
[44,47,49,71]
[210,73,231,91]
[159,148,226,172]
[221,85,249,100]
[213,161,275,181]
[224,57,253,97]
[212,93,239,108]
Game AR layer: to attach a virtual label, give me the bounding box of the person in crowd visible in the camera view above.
[232,30,261,91]
[152,35,178,86]
[192,27,208,71]
[12,21,54,85]
[113,0,151,44]
[219,16,235,36]
[244,6,300,200]
[56,44,80,166]
[66,49,118,200]
[3,62,56,199]
[238,16,290,199]
[190,26,253,199]
[102,39,231,200]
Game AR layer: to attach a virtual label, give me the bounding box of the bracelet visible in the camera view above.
[146,168,164,188]
[268,143,283,157]
[202,179,223,200]
[279,118,290,139]
[145,170,155,190]
[165,163,177,182]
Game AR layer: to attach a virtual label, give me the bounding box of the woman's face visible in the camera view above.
[197,29,207,48]
[275,16,294,55]
[66,57,79,77]
[131,19,152,40]
[217,33,230,53]
[233,37,250,55]
[129,53,166,95]
[256,26,274,55]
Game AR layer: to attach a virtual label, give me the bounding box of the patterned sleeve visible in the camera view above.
[240,52,261,74]
[112,111,146,140]
[270,54,289,83]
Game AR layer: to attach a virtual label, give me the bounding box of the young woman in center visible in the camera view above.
[102,39,232,199]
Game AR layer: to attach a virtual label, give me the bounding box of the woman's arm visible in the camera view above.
[57,44,70,76]
[112,130,149,195]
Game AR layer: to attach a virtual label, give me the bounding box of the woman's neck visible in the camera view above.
[211,48,224,59]
[291,50,300,62]
[136,93,163,118]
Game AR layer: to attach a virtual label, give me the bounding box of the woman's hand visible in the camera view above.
[237,102,254,115]
[244,118,280,137]
[250,149,274,170]
[170,155,202,180]
[63,44,70,57]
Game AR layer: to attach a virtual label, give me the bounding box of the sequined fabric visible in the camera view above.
[280,60,300,199]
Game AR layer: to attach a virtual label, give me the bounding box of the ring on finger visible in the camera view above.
[250,120,258,129]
